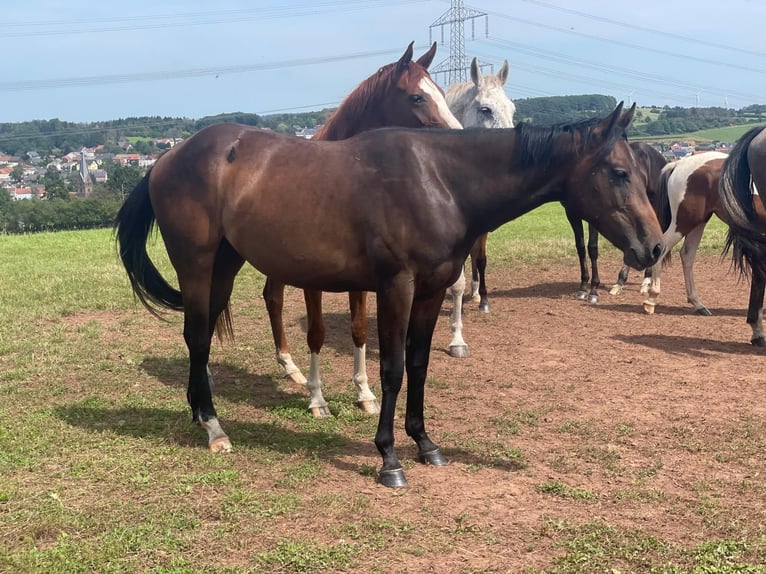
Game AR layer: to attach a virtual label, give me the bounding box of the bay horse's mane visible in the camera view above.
[513,115,625,169]
[313,62,402,141]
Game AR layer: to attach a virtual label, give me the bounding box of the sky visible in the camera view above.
[2,0,766,124]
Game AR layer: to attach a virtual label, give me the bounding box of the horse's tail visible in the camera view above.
[114,170,184,316]
[720,125,766,281]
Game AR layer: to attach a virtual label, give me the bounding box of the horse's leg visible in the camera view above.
[374,276,414,488]
[586,223,601,304]
[263,278,307,385]
[447,269,469,358]
[471,234,490,313]
[349,291,379,414]
[405,290,448,467]
[304,289,330,418]
[640,268,652,295]
[747,273,766,346]
[643,230,683,314]
[679,223,712,316]
[609,265,631,296]
[566,209,589,300]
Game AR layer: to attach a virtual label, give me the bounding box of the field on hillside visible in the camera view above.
[4,207,766,574]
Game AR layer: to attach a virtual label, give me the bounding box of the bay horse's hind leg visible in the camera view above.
[263,278,307,385]
[447,270,469,358]
[179,240,243,453]
[349,291,379,414]
[747,272,766,346]
[304,289,330,417]
[470,235,490,313]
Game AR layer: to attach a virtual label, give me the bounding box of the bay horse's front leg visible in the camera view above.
[566,211,590,301]
[374,277,414,487]
[447,270,469,358]
[406,290,448,467]
[470,234,490,313]
[263,277,307,385]
[586,223,601,304]
[304,289,330,417]
[348,291,379,414]
[747,273,766,346]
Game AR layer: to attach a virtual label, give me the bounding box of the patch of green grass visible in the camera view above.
[254,539,358,573]
[536,481,597,501]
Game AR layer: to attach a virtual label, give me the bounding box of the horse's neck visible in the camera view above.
[439,130,569,233]
[316,106,384,141]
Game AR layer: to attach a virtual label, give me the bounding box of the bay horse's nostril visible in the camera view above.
[652,242,663,262]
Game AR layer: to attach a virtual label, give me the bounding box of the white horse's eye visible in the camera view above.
[479,106,493,115]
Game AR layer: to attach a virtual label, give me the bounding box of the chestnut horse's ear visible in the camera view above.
[416,42,438,70]
[618,102,637,129]
[470,57,482,87]
[497,60,510,86]
[395,42,415,77]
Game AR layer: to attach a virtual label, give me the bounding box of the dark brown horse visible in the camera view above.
[114,102,663,487]
[719,125,766,345]
[564,141,668,302]
[261,42,461,418]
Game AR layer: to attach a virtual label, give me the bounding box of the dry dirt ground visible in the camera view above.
[254,253,766,572]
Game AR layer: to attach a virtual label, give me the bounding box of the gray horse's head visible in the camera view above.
[446,58,515,129]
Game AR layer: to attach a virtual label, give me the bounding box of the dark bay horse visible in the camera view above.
[564,141,668,302]
[641,151,731,316]
[261,42,462,418]
[719,125,766,345]
[114,102,663,487]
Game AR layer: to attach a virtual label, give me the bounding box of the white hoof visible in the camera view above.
[449,344,469,358]
[609,284,623,296]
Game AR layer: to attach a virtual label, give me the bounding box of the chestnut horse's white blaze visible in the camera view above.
[444,58,515,357]
[642,151,729,316]
[418,77,463,129]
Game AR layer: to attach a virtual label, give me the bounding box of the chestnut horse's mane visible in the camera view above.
[313,61,411,141]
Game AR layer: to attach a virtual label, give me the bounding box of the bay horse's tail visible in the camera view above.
[720,125,766,281]
[114,171,184,316]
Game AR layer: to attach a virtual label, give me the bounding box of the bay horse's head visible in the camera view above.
[561,102,664,270]
[446,57,516,129]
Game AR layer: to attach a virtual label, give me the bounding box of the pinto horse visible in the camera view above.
[719,125,766,345]
[444,57,515,358]
[260,42,462,417]
[114,102,663,487]
[563,141,668,302]
[641,151,733,316]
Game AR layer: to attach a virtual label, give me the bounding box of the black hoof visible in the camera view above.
[751,336,766,347]
[378,467,408,488]
[695,307,713,317]
[478,303,490,313]
[575,290,587,301]
[418,448,448,466]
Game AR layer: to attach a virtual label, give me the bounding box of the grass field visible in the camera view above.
[0,206,742,573]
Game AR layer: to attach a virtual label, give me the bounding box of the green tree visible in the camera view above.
[107,163,144,200]
[10,164,25,185]
[41,166,69,200]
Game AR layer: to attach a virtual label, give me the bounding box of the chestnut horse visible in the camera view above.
[719,125,766,345]
[444,57,515,358]
[114,102,662,487]
[563,141,668,302]
[260,43,462,417]
[641,151,732,316]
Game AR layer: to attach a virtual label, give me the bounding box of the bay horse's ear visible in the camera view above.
[395,42,415,77]
[618,102,637,130]
[470,57,482,86]
[590,102,625,146]
[497,60,510,86]
[416,42,438,70]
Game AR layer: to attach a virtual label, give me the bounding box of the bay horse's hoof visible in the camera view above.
[609,284,623,296]
[287,370,308,386]
[751,336,766,347]
[309,405,331,418]
[356,399,381,415]
[449,344,469,358]
[642,301,656,315]
[378,467,408,488]
[575,290,588,301]
[587,294,599,304]
[209,436,232,453]
[418,448,448,466]
[478,302,490,313]
[694,307,713,317]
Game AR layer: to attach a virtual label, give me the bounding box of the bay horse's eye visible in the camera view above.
[409,94,425,104]
[479,106,493,116]
[612,168,629,182]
